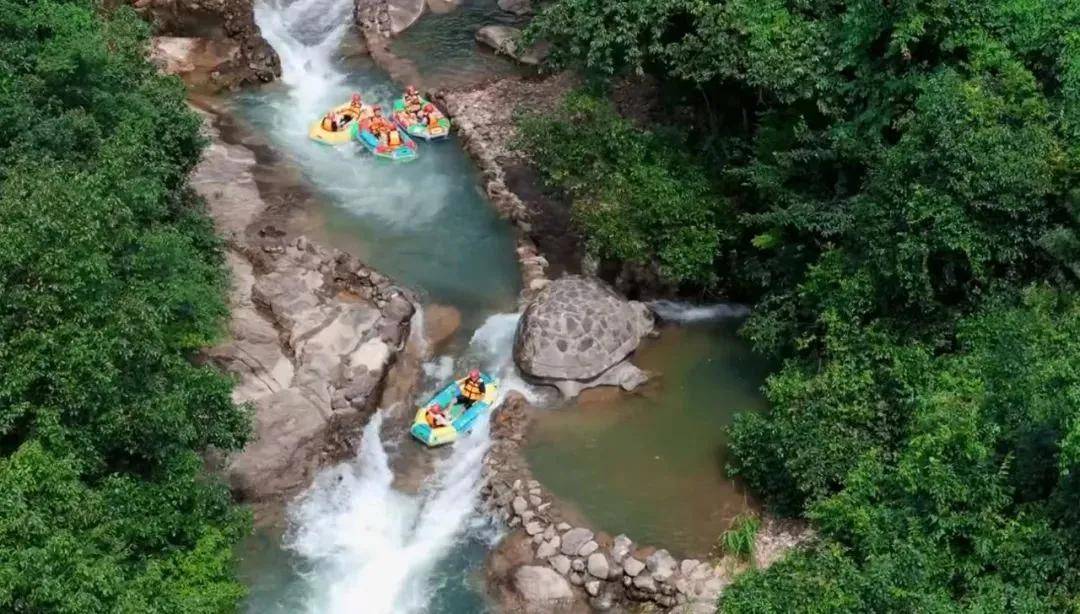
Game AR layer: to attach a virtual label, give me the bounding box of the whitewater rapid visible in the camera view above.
[249,3,530,610]
[280,310,529,614]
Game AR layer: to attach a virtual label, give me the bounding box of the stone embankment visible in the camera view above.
[479,394,811,612]
[354,0,425,37]
[191,110,418,519]
[435,75,584,302]
[135,0,280,91]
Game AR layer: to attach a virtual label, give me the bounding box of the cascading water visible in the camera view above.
[280,313,527,614]
[237,1,525,611]
[239,0,521,321]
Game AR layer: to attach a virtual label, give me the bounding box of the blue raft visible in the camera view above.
[410,373,500,447]
[349,121,418,162]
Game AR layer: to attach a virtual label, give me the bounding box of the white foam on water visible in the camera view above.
[251,0,450,228]
[281,312,531,613]
[649,300,750,323]
[285,410,492,614]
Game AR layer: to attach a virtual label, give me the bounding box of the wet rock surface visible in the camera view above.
[514,275,654,396]
[192,112,416,514]
[135,0,280,90]
[497,0,532,15]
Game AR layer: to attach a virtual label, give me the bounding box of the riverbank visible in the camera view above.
[190,101,424,524]
[475,392,810,612]
[434,73,582,292]
[432,72,812,611]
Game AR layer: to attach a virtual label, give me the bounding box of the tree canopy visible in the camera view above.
[0,0,249,610]
[523,0,1080,609]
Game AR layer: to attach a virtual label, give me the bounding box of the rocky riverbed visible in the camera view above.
[191,107,421,522]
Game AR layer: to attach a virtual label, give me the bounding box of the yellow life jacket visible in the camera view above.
[389,130,401,147]
[460,378,484,401]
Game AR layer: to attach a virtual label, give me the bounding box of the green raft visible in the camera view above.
[392,97,451,141]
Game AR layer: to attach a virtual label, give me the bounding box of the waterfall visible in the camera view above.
[648,300,750,323]
[278,312,528,613]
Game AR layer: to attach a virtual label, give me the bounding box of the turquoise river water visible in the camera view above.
[230,0,770,610]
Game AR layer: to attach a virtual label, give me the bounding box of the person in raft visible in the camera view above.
[348,92,363,116]
[321,110,340,132]
[455,369,486,409]
[426,403,449,427]
[404,85,423,113]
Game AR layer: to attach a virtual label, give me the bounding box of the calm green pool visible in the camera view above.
[525,319,770,557]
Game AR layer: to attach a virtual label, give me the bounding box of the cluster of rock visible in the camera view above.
[354,0,426,37]
[475,25,549,66]
[192,114,417,515]
[514,275,654,396]
[479,396,735,613]
[134,0,280,91]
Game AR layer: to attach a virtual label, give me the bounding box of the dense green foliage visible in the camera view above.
[525,0,1080,610]
[0,0,249,610]
[517,94,732,285]
[718,514,760,562]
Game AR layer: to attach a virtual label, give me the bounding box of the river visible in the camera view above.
[234,0,525,611]
[231,0,769,610]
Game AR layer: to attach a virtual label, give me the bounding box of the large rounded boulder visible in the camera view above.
[514,276,653,395]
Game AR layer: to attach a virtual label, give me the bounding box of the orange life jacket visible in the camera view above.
[389,130,401,146]
[460,377,484,401]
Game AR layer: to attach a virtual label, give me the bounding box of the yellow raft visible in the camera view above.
[308,102,368,145]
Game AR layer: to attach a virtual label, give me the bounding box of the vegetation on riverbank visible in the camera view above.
[523,0,1080,610]
[0,0,249,610]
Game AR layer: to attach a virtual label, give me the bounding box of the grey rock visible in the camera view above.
[633,572,657,592]
[513,565,573,603]
[569,571,585,586]
[587,552,610,579]
[680,559,701,577]
[585,579,601,597]
[560,527,594,556]
[549,554,571,576]
[497,0,532,14]
[475,25,549,66]
[525,521,544,536]
[623,556,645,577]
[647,549,678,582]
[512,495,528,514]
[571,558,585,572]
[611,534,634,562]
[529,495,542,506]
[557,522,572,532]
[514,275,654,384]
[578,540,599,557]
[536,538,559,559]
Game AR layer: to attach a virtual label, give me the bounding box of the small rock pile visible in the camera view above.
[354,0,393,37]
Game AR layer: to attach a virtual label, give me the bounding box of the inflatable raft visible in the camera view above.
[350,120,419,162]
[308,102,366,145]
[393,97,451,141]
[410,373,499,447]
